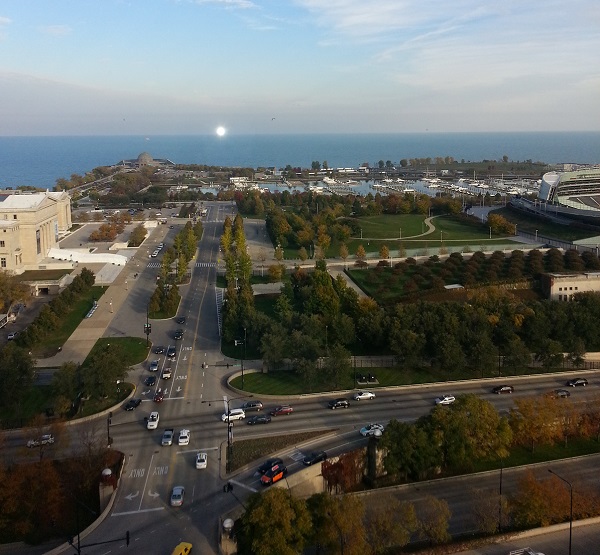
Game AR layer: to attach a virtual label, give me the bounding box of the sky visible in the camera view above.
[0,0,599,136]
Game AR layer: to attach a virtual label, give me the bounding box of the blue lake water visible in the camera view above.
[1,132,598,190]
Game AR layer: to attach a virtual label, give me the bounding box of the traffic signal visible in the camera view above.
[144,323,151,333]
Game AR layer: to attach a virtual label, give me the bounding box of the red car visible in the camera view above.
[154,390,164,403]
[270,405,293,416]
[260,464,287,486]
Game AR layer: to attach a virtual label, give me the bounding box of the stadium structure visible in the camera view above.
[510,167,600,225]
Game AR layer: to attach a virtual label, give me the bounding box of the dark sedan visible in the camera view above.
[124,399,142,411]
[153,346,165,354]
[144,376,157,386]
[174,329,184,340]
[566,378,588,387]
[258,457,283,475]
[176,316,186,325]
[303,451,327,466]
[247,414,272,425]
[492,385,514,394]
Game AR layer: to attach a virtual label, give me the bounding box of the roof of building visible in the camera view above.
[0,191,67,210]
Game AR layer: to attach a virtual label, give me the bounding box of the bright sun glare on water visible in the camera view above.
[216,126,226,137]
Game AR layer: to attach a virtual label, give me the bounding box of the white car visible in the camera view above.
[151,250,159,258]
[221,408,245,422]
[435,394,456,405]
[195,452,208,469]
[161,368,172,380]
[360,423,385,437]
[353,391,376,401]
[27,434,55,448]
[147,411,160,430]
[178,429,190,446]
[149,360,159,372]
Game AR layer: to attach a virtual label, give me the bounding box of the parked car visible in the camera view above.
[173,329,184,340]
[241,400,263,412]
[221,408,245,422]
[566,378,588,387]
[124,399,142,411]
[178,429,190,446]
[195,452,208,469]
[167,346,177,359]
[258,458,283,475]
[154,390,165,403]
[328,398,349,410]
[149,360,159,372]
[170,486,185,507]
[261,464,287,486]
[554,389,571,398]
[303,451,327,466]
[161,368,172,380]
[353,391,375,401]
[247,414,271,425]
[27,434,55,448]
[435,394,456,405]
[492,385,514,394]
[153,346,165,355]
[7,331,17,340]
[146,411,160,430]
[144,376,157,387]
[360,423,384,437]
[176,316,186,325]
[270,405,293,416]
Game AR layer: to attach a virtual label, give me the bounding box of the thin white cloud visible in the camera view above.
[39,25,72,37]
[0,16,12,25]
[190,0,256,8]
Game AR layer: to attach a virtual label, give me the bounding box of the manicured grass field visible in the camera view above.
[32,286,108,357]
[87,337,150,367]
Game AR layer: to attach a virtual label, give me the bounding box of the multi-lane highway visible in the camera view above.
[8,200,600,554]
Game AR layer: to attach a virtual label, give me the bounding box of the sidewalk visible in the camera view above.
[35,257,145,368]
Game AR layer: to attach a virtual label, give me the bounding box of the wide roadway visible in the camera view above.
[27,201,600,554]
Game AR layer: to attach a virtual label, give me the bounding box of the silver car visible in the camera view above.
[170,486,185,507]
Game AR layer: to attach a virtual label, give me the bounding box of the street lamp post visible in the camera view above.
[107,412,112,447]
[489,227,492,239]
[535,229,538,241]
[202,396,249,474]
[548,468,573,555]
[235,328,247,389]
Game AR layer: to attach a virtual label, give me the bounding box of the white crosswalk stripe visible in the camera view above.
[195,262,216,268]
[147,262,161,268]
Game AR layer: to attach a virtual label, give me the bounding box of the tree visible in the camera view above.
[237,488,312,555]
[379,244,389,261]
[417,495,451,545]
[339,243,349,268]
[356,245,366,262]
[128,223,147,247]
[0,344,36,411]
[365,496,417,554]
[324,343,351,389]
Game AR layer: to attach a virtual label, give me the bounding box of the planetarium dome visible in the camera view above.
[137,152,154,165]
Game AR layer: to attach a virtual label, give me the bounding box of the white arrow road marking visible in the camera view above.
[148,491,160,498]
[143,389,150,395]
[125,491,139,501]
[177,386,181,392]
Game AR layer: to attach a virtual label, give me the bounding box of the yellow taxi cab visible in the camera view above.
[171,542,192,555]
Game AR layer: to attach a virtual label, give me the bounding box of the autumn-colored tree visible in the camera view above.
[356,244,366,262]
[417,495,451,545]
[365,496,417,554]
[237,488,312,555]
[510,396,562,452]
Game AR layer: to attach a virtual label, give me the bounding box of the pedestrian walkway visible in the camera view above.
[35,265,134,368]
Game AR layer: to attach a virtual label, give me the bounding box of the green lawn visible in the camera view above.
[230,364,564,395]
[86,337,150,367]
[32,286,108,357]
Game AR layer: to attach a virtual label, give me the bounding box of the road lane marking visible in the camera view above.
[112,507,165,516]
